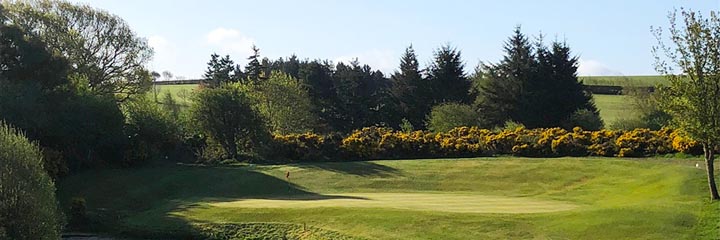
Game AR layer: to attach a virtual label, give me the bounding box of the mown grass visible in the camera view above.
[580,75,667,87]
[57,157,719,239]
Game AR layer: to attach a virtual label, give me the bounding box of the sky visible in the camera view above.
[72,0,719,79]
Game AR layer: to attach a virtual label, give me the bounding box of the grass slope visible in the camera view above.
[593,94,639,125]
[58,158,719,239]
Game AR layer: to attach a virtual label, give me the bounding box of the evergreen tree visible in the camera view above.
[426,44,471,104]
[476,27,534,126]
[245,45,263,83]
[476,27,598,128]
[389,45,428,128]
[202,53,237,87]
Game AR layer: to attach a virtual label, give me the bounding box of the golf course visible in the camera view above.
[58,157,719,239]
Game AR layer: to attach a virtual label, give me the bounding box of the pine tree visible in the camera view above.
[202,53,236,87]
[389,45,428,128]
[476,27,599,128]
[245,45,263,83]
[476,27,534,126]
[426,44,471,104]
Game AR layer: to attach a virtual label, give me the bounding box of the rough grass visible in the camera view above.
[57,157,719,239]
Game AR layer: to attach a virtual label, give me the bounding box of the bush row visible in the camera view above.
[272,126,702,161]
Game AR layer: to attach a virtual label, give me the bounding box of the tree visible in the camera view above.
[191,85,269,160]
[652,9,720,200]
[242,71,318,134]
[0,121,61,240]
[476,27,598,129]
[4,0,153,101]
[426,44,471,104]
[476,27,534,127]
[245,45,263,83]
[427,103,480,132]
[203,53,237,87]
[390,45,429,129]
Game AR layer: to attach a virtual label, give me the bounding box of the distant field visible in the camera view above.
[580,75,666,87]
[593,94,639,125]
[149,84,198,106]
[57,157,718,239]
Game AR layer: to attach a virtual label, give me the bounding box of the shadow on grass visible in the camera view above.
[58,164,365,238]
[293,161,401,177]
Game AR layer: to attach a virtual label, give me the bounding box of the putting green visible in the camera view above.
[210,193,579,214]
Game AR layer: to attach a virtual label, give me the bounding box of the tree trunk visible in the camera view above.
[703,144,720,200]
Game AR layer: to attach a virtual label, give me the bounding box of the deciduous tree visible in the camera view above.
[653,9,720,200]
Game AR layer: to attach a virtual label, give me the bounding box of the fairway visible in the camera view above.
[211,192,579,214]
[57,157,719,239]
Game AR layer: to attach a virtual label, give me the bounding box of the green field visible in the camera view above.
[593,94,639,125]
[149,84,198,106]
[58,157,719,239]
[580,75,667,87]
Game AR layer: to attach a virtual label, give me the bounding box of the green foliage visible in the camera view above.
[4,0,153,100]
[245,45,264,83]
[191,85,270,160]
[203,53,240,87]
[68,197,87,229]
[0,121,60,240]
[242,71,318,134]
[565,109,604,131]
[389,45,429,128]
[427,103,480,132]
[426,44,471,104]
[123,95,182,165]
[399,118,414,133]
[476,27,597,128]
[653,9,720,199]
[331,60,391,132]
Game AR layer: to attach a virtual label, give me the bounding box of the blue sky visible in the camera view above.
[74,0,718,79]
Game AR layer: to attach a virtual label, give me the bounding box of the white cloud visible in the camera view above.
[334,50,397,75]
[577,59,623,76]
[206,27,256,57]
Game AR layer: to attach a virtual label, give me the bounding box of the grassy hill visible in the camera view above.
[58,157,719,239]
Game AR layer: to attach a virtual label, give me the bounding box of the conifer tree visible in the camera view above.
[245,45,263,83]
[426,44,471,104]
[202,53,237,87]
[390,45,428,128]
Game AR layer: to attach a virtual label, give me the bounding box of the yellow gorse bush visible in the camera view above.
[272,127,701,161]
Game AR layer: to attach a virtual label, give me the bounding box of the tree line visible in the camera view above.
[200,28,601,135]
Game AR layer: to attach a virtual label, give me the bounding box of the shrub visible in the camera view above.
[564,109,604,131]
[68,197,87,229]
[0,121,61,240]
[427,103,480,132]
[123,96,182,165]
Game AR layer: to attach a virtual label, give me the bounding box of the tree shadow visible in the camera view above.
[292,160,401,177]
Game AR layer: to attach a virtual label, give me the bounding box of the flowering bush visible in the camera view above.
[271,127,701,162]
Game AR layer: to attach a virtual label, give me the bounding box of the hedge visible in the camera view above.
[272,126,702,161]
